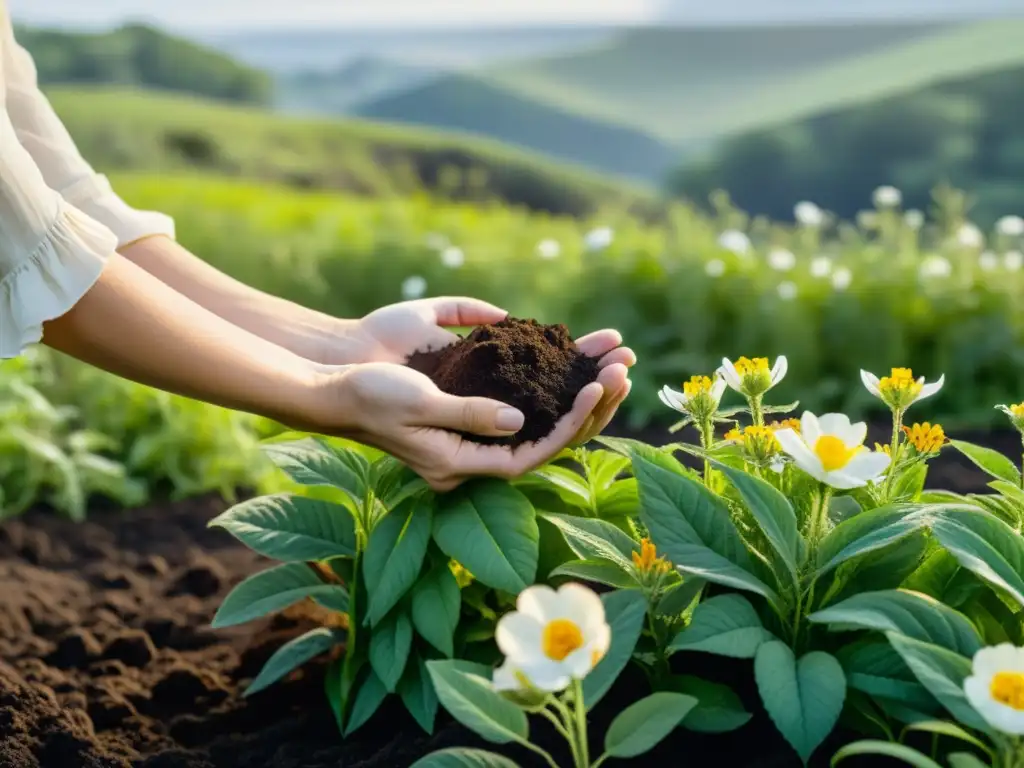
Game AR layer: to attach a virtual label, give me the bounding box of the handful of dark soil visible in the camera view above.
[406,317,599,447]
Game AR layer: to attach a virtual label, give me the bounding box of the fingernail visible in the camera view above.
[496,408,524,432]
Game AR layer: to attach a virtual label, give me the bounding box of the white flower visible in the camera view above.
[717,229,751,256]
[705,258,726,277]
[1006,251,1024,271]
[979,251,1000,272]
[873,186,902,208]
[659,374,727,418]
[964,644,1024,735]
[494,583,610,693]
[777,281,798,301]
[718,355,787,397]
[774,412,890,490]
[810,256,832,278]
[860,367,945,412]
[401,275,427,300]
[794,201,824,228]
[537,239,561,259]
[832,267,853,291]
[904,209,925,230]
[996,215,1024,238]
[440,246,464,268]
[957,223,984,249]
[768,248,796,272]
[919,256,952,280]
[584,227,613,251]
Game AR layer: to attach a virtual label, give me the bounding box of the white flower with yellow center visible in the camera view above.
[718,356,788,397]
[659,374,726,420]
[964,644,1024,735]
[860,367,944,412]
[773,412,890,489]
[493,583,610,693]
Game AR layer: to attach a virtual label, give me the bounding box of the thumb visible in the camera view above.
[424,393,525,437]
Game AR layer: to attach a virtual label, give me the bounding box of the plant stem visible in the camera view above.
[646,608,671,682]
[538,706,573,742]
[750,395,765,427]
[699,417,714,488]
[515,739,561,768]
[572,679,590,768]
[882,409,904,501]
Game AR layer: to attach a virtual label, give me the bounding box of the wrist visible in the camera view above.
[292,363,362,436]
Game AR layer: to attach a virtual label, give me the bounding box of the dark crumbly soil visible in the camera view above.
[0,422,1006,768]
[406,317,599,447]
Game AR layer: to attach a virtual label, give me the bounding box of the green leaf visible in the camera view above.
[950,440,1022,486]
[655,577,705,618]
[411,564,462,657]
[527,464,591,506]
[371,456,430,510]
[666,675,752,733]
[549,559,638,589]
[808,589,982,656]
[325,657,344,734]
[585,449,631,489]
[596,479,639,520]
[538,511,638,569]
[400,651,439,734]
[209,494,356,561]
[885,632,988,732]
[363,496,433,626]
[816,504,932,577]
[212,563,348,628]
[717,462,802,585]
[410,748,521,768]
[755,642,846,765]
[633,453,779,606]
[831,740,944,768]
[948,754,994,768]
[370,608,413,692]
[583,589,647,709]
[433,479,539,594]
[427,661,528,744]
[344,670,388,736]
[603,692,698,758]
[262,437,370,501]
[930,506,1024,606]
[892,463,929,502]
[245,627,343,696]
[836,641,939,712]
[670,594,775,658]
[901,721,993,757]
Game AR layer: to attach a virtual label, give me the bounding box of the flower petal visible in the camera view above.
[495,612,544,663]
[963,674,990,716]
[842,450,891,482]
[775,429,825,481]
[659,386,688,413]
[516,584,561,623]
[557,583,606,634]
[770,355,788,385]
[492,659,523,692]
[719,359,743,392]
[517,659,572,692]
[711,376,727,404]
[816,413,852,437]
[799,411,822,446]
[913,374,945,404]
[860,370,882,398]
[973,644,1024,676]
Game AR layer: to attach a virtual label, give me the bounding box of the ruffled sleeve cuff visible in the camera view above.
[0,200,115,359]
[58,173,175,247]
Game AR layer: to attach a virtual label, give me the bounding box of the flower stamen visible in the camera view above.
[814,435,858,471]
[991,671,1024,711]
[542,619,584,661]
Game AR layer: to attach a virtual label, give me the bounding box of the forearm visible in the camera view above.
[118,235,360,364]
[41,252,327,428]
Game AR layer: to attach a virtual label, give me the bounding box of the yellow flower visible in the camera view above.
[660,374,727,420]
[861,367,944,412]
[719,355,788,397]
[769,418,801,433]
[449,560,474,588]
[874,442,891,456]
[631,538,671,575]
[997,403,1024,433]
[902,422,947,454]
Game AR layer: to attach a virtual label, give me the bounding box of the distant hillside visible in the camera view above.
[16,23,271,105]
[46,87,657,220]
[351,72,676,180]
[278,57,439,115]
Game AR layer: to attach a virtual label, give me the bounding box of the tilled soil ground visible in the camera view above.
[0,425,1009,768]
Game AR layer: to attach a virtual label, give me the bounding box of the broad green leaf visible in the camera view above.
[549,559,638,589]
[363,496,433,626]
[603,692,698,758]
[245,627,343,696]
[433,479,539,594]
[212,563,348,628]
[427,661,528,744]
[527,465,591,505]
[808,590,982,656]
[892,463,929,502]
[411,563,462,657]
[666,675,752,733]
[633,454,779,605]
[585,449,632,489]
[400,651,439,734]
[209,494,356,561]
[538,511,638,569]
[597,479,639,520]
[371,456,430,511]
[885,632,988,732]
[597,437,687,473]
[837,641,938,712]
[948,754,995,768]
[904,549,966,602]
[829,495,863,524]
[950,440,1022,486]
[755,642,846,764]
[655,577,705,618]
[930,506,1024,607]
[670,594,775,658]
[831,740,944,768]
[901,721,992,757]
[344,670,388,736]
[816,504,932,577]
[369,608,413,692]
[717,462,802,585]
[583,589,647,709]
[262,437,370,500]
[410,749,521,768]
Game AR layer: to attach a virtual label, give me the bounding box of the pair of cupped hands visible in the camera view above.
[311,297,634,492]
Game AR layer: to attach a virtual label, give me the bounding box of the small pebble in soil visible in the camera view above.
[405,316,599,447]
[46,628,102,670]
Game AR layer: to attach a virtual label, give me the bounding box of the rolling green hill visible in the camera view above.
[45,87,657,219]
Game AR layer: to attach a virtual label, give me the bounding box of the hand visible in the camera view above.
[311,360,628,491]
